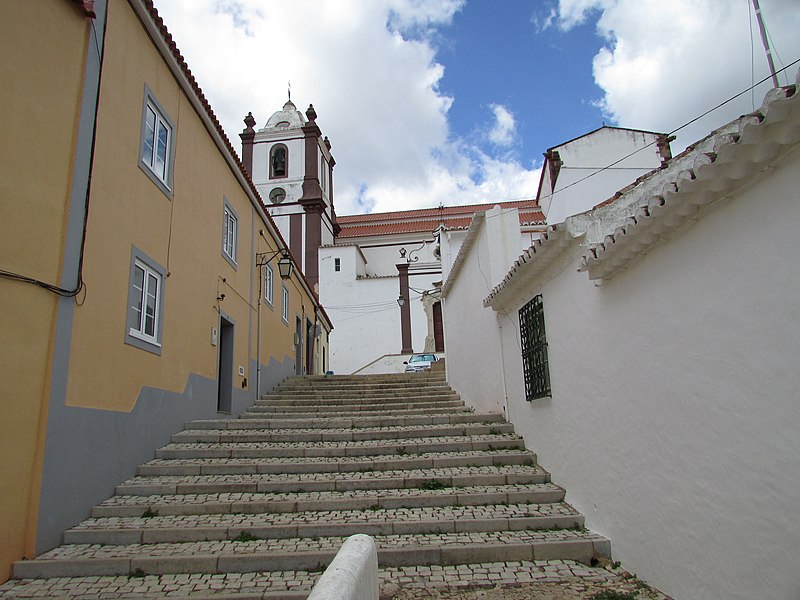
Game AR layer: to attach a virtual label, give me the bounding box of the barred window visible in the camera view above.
[519,294,551,401]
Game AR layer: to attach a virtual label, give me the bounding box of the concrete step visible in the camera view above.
[171,423,515,444]
[92,483,566,517]
[120,464,550,495]
[18,529,607,579]
[136,449,538,476]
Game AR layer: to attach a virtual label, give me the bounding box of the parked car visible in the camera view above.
[404,353,438,372]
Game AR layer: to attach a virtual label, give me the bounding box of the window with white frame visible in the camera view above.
[282,286,289,323]
[222,199,238,268]
[125,247,165,354]
[139,87,174,196]
[264,264,274,305]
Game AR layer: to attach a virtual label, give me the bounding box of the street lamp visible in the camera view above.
[397,294,405,307]
[256,248,294,399]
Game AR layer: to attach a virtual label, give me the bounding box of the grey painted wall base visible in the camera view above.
[36,356,294,554]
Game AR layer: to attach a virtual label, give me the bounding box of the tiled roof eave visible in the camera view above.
[483,224,580,311]
[578,75,800,283]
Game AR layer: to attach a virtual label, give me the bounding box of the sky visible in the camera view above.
[153,0,800,216]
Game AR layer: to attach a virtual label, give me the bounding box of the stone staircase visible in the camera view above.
[1,372,614,599]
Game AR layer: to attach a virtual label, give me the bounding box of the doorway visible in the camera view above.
[295,317,303,375]
[217,316,234,413]
[433,301,445,352]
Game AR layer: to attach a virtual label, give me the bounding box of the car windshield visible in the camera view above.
[410,355,435,362]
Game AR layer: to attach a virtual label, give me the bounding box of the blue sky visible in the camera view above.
[155,0,800,215]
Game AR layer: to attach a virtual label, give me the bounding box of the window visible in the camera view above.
[139,87,175,197]
[270,144,288,179]
[125,247,165,354]
[334,258,341,272]
[264,264,274,305]
[222,198,238,268]
[281,286,289,323]
[519,294,551,401]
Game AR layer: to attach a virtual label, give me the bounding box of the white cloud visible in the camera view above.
[153,0,539,215]
[554,0,800,150]
[487,104,517,147]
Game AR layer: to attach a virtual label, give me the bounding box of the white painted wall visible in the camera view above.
[446,145,800,599]
[442,206,524,415]
[541,128,663,225]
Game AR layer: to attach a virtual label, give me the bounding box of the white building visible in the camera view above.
[538,126,672,224]
[442,73,800,600]
[319,201,546,374]
[240,100,340,292]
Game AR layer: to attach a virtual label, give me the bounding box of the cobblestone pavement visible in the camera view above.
[382,561,672,600]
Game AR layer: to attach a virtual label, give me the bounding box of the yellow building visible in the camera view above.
[0,0,331,582]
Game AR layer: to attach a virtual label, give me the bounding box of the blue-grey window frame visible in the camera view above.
[281,285,290,324]
[264,264,274,307]
[138,85,176,199]
[125,246,166,355]
[222,197,238,269]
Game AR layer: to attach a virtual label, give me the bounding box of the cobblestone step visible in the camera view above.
[154,434,525,460]
[256,395,460,407]
[117,465,550,496]
[1,560,657,600]
[171,423,514,443]
[188,411,500,429]
[17,530,607,579]
[238,404,464,418]
[135,450,538,476]
[92,483,566,517]
[234,406,468,419]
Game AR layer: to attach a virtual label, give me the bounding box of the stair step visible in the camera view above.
[93,483,566,517]
[256,396,460,408]
[120,464,549,495]
[234,406,467,419]
[188,412,501,430]
[1,558,650,599]
[136,449,537,476]
[154,434,525,460]
[171,423,514,443]
[19,530,607,579]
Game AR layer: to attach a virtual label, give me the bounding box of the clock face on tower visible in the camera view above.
[269,187,286,204]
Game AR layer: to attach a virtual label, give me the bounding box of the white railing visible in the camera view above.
[306,534,379,600]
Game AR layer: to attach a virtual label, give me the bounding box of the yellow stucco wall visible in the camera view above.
[66,0,314,411]
[0,1,91,582]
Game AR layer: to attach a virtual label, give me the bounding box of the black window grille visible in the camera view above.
[519,294,551,401]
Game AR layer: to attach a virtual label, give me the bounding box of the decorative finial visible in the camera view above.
[243,112,256,133]
[288,80,291,102]
[323,136,331,150]
[306,104,317,123]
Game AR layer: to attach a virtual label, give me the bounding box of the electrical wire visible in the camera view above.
[1,8,108,301]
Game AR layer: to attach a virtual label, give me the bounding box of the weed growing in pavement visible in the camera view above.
[589,592,639,600]
[368,504,381,511]
[420,480,445,491]
[128,568,146,579]
[397,447,407,456]
[522,458,535,467]
[141,508,158,518]
[232,531,257,542]
[489,428,501,435]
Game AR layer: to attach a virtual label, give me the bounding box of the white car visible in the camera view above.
[404,353,438,372]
